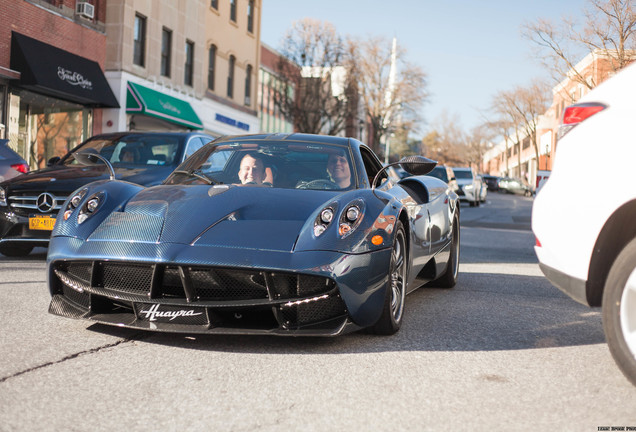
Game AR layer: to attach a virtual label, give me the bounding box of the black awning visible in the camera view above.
[10,32,119,108]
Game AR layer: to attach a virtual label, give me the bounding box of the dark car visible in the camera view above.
[0,131,213,256]
[0,139,29,182]
[498,177,533,196]
[481,174,500,192]
[47,133,460,336]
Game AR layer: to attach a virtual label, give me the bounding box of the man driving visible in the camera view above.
[327,151,352,188]
[238,153,272,185]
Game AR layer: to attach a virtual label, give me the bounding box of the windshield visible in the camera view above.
[427,167,449,182]
[62,135,183,168]
[453,170,473,180]
[165,141,355,191]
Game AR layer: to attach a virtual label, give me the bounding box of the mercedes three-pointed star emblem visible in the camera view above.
[36,192,55,213]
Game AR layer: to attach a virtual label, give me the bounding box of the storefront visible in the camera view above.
[7,32,118,169]
[103,71,259,139]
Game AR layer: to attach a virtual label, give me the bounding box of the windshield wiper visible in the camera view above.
[172,169,217,185]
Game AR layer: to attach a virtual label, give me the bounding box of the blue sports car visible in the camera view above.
[47,134,460,336]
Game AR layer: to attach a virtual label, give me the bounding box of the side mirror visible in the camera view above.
[372,156,438,189]
[47,156,61,166]
[398,155,438,176]
[74,149,116,180]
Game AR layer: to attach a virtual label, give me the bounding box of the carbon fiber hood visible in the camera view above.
[113,185,336,251]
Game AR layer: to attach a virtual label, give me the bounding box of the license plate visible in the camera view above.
[29,216,56,231]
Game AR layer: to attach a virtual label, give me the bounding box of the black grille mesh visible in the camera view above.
[102,263,153,295]
[62,285,90,308]
[52,261,347,330]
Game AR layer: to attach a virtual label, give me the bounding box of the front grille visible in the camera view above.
[52,261,348,330]
[8,191,68,214]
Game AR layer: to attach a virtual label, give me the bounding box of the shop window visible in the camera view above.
[227,55,235,98]
[161,28,172,78]
[133,14,147,67]
[185,40,194,86]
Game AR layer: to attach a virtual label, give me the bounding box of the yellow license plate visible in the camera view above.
[29,216,56,231]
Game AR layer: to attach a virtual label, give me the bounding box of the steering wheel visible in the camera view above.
[296,179,340,190]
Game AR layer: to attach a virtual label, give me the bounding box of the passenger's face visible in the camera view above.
[238,155,265,184]
[327,154,351,187]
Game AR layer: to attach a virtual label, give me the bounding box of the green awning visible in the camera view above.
[126,82,203,130]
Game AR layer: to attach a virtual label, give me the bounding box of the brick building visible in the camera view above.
[0,0,117,169]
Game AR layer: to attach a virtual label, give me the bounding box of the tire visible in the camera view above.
[602,237,636,386]
[0,244,34,257]
[431,213,460,288]
[371,222,407,335]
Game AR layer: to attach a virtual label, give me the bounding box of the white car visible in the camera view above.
[452,167,483,206]
[533,62,636,386]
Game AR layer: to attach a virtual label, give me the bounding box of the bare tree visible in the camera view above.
[273,19,353,135]
[421,111,467,165]
[349,36,428,156]
[489,80,551,176]
[464,125,493,172]
[523,0,636,89]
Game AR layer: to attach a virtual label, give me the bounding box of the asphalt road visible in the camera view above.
[0,192,634,431]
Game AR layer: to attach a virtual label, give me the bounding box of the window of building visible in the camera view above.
[208,45,217,91]
[185,40,194,86]
[230,0,237,22]
[244,64,252,106]
[211,0,218,9]
[247,0,254,33]
[227,55,235,98]
[133,14,146,67]
[161,28,172,77]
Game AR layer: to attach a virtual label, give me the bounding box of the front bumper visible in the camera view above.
[0,209,54,247]
[48,237,393,336]
[537,261,590,306]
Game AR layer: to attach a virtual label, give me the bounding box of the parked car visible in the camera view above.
[0,131,213,257]
[533,61,636,386]
[0,139,29,182]
[452,166,483,206]
[46,133,460,336]
[498,177,533,196]
[481,174,500,192]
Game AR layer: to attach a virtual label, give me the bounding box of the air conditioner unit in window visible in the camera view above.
[76,2,95,19]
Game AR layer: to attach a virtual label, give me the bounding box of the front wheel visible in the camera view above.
[602,237,636,386]
[371,222,407,335]
[431,213,460,288]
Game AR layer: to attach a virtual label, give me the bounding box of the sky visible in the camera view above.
[260,0,589,138]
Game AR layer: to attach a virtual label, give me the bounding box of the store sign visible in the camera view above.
[159,100,181,115]
[57,67,93,90]
[215,113,250,131]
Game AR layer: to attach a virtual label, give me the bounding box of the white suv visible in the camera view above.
[532,61,636,386]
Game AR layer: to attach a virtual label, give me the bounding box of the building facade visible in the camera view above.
[102,0,261,138]
[258,43,294,133]
[0,0,117,169]
[482,50,632,187]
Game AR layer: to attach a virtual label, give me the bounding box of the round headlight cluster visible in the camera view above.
[64,188,88,221]
[78,193,102,224]
[339,204,363,237]
[314,205,336,237]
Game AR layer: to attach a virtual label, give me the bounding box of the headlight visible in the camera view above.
[314,203,338,237]
[77,193,103,224]
[64,188,88,221]
[339,201,365,238]
[0,187,6,206]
